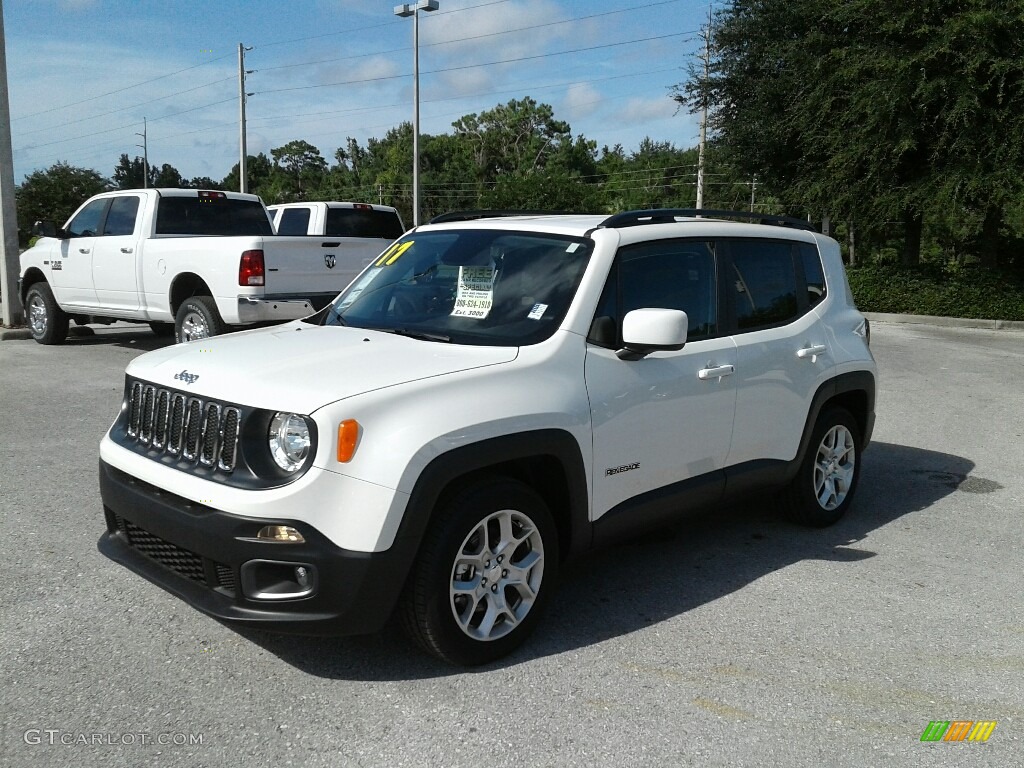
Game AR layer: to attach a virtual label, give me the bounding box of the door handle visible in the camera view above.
[797,344,827,360]
[78,248,91,254]
[698,364,735,380]
[121,247,134,254]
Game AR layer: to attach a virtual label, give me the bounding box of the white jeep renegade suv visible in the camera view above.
[98,209,876,665]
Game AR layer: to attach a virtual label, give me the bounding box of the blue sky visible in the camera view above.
[6,0,716,185]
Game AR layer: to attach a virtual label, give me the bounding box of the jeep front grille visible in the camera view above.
[127,382,241,472]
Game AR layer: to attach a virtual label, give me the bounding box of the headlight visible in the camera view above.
[268,412,311,472]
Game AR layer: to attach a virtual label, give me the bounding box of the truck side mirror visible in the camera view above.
[32,220,58,238]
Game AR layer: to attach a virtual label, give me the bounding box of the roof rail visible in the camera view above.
[428,210,574,224]
[599,208,817,232]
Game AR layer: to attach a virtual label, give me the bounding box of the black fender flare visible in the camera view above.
[393,429,591,562]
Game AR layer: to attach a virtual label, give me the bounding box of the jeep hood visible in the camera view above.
[125,322,519,413]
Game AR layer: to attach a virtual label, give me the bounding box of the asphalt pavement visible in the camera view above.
[0,321,1022,767]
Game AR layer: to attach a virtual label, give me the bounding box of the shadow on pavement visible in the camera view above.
[238,441,977,680]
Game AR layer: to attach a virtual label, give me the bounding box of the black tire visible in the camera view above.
[24,282,69,345]
[400,478,559,666]
[174,296,226,343]
[148,322,175,338]
[782,406,862,527]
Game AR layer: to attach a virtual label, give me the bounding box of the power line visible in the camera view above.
[12,52,235,121]
[258,31,698,96]
[258,0,686,75]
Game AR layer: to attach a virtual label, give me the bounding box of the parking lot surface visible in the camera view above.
[1,321,1021,767]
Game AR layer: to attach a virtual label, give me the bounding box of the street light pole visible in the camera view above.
[394,0,438,227]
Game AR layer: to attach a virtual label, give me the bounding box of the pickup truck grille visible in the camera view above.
[127,382,240,472]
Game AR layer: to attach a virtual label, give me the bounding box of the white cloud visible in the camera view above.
[561,82,602,121]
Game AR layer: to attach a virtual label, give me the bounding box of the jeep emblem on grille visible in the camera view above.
[173,369,200,386]
[324,254,336,269]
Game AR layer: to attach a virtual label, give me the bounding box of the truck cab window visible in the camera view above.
[66,199,108,238]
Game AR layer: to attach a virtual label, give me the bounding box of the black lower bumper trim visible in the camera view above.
[98,459,416,636]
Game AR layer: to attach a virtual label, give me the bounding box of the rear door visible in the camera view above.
[723,238,835,467]
[92,194,144,311]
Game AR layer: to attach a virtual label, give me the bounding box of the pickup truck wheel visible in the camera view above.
[25,282,69,345]
[782,407,861,527]
[400,478,558,666]
[175,296,225,343]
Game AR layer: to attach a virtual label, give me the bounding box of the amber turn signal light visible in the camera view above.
[337,420,360,462]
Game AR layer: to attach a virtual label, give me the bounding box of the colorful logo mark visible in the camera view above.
[920,721,997,742]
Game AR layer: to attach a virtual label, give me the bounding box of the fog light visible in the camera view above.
[240,560,318,600]
[256,525,305,543]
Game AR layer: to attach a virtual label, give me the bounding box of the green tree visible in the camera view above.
[453,98,573,179]
[113,154,153,189]
[15,162,109,244]
[221,153,275,197]
[270,140,329,201]
[152,163,184,188]
[674,0,1024,266]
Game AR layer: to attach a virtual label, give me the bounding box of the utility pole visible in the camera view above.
[238,44,253,194]
[0,0,22,326]
[136,117,148,189]
[749,174,757,212]
[695,3,712,211]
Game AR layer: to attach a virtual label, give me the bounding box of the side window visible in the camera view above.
[729,240,800,331]
[588,240,718,347]
[277,208,311,235]
[66,199,108,238]
[102,196,140,236]
[799,243,827,308]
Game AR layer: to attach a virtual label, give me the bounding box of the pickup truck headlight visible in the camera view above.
[268,412,312,472]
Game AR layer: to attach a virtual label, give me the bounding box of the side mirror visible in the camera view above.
[33,220,58,238]
[617,308,688,360]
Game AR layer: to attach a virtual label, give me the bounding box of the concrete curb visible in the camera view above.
[863,312,1024,331]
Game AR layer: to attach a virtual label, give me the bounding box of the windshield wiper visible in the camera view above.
[391,327,451,343]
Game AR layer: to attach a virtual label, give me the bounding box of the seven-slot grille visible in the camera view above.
[127,381,241,471]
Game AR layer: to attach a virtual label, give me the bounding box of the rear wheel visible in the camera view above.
[25,282,69,345]
[782,407,861,527]
[400,478,558,665]
[174,296,225,343]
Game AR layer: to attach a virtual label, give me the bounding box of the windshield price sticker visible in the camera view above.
[451,266,495,319]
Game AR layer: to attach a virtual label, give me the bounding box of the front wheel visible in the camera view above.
[400,478,558,665]
[25,282,69,345]
[782,406,862,527]
[174,296,226,343]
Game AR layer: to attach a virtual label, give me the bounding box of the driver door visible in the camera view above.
[53,197,108,309]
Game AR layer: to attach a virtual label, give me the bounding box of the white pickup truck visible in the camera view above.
[19,189,390,344]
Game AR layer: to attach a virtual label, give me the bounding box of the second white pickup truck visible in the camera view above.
[19,189,393,344]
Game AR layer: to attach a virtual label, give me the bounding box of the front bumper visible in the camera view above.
[98,459,415,635]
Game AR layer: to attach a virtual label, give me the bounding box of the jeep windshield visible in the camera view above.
[318,229,593,346]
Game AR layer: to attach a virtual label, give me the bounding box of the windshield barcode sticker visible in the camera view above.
[451,266,495,319]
